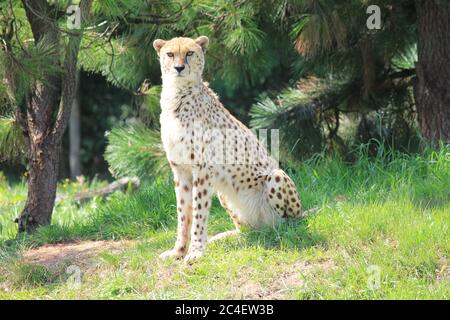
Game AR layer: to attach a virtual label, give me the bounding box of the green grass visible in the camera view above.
[0,146,448,299]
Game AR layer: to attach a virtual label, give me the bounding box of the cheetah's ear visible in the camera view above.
[153,39,166,56]
[195,36,209,52]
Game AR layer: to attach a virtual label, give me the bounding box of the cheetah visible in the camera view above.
[153,36,304,263]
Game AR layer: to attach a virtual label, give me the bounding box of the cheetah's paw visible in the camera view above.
[184,249,204,264]
[159,248,185,260]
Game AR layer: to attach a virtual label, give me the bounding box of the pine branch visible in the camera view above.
[0,117,25,161]
[105,124,169,179]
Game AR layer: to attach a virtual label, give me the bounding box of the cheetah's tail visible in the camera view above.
[301,207,319,218]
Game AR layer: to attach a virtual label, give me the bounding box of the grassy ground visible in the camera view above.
[0,146,448,299]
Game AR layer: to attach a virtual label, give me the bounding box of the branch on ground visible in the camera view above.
[63,176,141,203]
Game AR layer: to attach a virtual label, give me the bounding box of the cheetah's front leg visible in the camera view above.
[160,168,193,260]
[184,171,213,263]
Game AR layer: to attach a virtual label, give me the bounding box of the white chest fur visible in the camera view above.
[159,85,199,166]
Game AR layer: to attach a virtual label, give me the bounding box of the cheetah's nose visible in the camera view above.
[174,65,185,73]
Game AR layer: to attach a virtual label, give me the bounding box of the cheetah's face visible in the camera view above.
[153,36,209,82]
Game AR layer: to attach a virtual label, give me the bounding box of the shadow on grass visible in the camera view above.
[237,218,327,251]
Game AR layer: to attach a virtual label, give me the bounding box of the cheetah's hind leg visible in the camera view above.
[265,169,303,219]
[208,193,241,243]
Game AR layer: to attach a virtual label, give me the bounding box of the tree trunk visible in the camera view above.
[17,0,61,233]
[18,139,59,232]
[18,77,60,233]
[414,0,450,142]
[17,0,92,233]
[69,71,82,179]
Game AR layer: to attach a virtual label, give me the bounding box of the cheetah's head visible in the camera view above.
[153,36,209,84]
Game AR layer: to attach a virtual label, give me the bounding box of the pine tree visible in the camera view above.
[0,0,94,232]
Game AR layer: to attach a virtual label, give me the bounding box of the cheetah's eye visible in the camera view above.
[166,52,174,58]
[186,51,194,56]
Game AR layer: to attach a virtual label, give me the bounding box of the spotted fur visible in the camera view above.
[154,36,303,263]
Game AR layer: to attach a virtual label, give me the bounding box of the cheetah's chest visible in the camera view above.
[160,95,207,167]
[160,111,189,164]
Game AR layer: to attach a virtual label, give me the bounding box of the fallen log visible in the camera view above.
[56,176,140,203]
